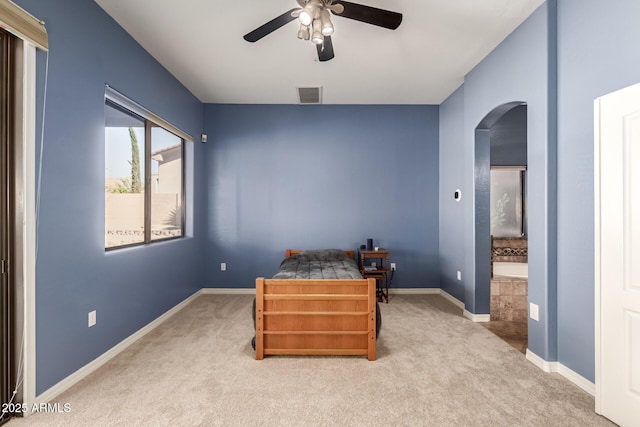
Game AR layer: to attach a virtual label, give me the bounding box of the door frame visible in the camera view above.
[594,88,603,414]
[0,26,14,418]
[0,30,35,423]
[0,5,43,412]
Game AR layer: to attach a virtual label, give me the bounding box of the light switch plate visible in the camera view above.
[88,310,96,327]
[530,303,539,321]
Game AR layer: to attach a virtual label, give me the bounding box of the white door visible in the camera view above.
[595,82,640,426]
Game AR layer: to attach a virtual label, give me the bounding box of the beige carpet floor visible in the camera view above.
[8,294,612,426]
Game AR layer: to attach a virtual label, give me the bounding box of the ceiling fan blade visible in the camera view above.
[317,36,335,62]
[243,8,299,42]
[332,1,402,30]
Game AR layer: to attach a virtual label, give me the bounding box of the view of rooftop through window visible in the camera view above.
[104,100,184,249]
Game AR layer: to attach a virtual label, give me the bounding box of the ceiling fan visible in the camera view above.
[243,0,403,62]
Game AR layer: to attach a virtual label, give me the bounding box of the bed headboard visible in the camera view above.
[285,249,355,260]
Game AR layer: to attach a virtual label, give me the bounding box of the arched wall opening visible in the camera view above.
[474,102,527,314]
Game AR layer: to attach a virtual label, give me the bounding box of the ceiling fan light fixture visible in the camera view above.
[311,31,323,45]
[320,8,334,36]
[298,11,312,26]
[311,18,323,44]
[297,24,310,40]
[298,4,315,26]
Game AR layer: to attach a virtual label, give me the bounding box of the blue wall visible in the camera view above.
[490,105,527,166]
[204,104,440,289]
[439,86,465,301]
[556,0,640,382]
[440,2,557,360]
[16,0,206,394]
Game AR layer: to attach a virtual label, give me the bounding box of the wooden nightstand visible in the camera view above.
[358,248,390,303]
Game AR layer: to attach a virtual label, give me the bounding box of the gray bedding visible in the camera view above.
[272,249,362,279]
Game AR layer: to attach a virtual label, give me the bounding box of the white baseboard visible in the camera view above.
[558,364,596,396]
[389,288,440,295]
[202,288,442,296]
[438,289,465,311]
[201,288,254,295]
[435,290,489,322]
[526,349,559,372]
[526,349,595,396]
[463,310,490,322]
[35,289,203,406]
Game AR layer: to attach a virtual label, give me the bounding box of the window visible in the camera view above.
[104,89,188,249]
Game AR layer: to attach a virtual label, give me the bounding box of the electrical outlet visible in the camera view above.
[530,303,539,321]
[457,271,462,281]
[221,262,226,271]
[88,310,96,327]
[391,263,396,271]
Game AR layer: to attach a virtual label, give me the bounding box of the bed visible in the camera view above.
[254,249,380,361]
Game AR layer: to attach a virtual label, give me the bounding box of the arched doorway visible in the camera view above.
[475,102,528,352]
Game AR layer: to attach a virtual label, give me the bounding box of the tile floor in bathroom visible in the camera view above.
[481,319,527,354]
[483,275,528,354]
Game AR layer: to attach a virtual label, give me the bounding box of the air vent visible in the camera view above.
[297,86,322,104]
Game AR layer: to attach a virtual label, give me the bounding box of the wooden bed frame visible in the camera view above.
[255,249,377,361]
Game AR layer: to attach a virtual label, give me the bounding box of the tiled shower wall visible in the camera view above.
[490,276,528,322]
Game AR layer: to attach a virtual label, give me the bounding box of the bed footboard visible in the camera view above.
[255,278,377,361]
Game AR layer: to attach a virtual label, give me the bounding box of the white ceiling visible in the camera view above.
[95,0,545,105]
